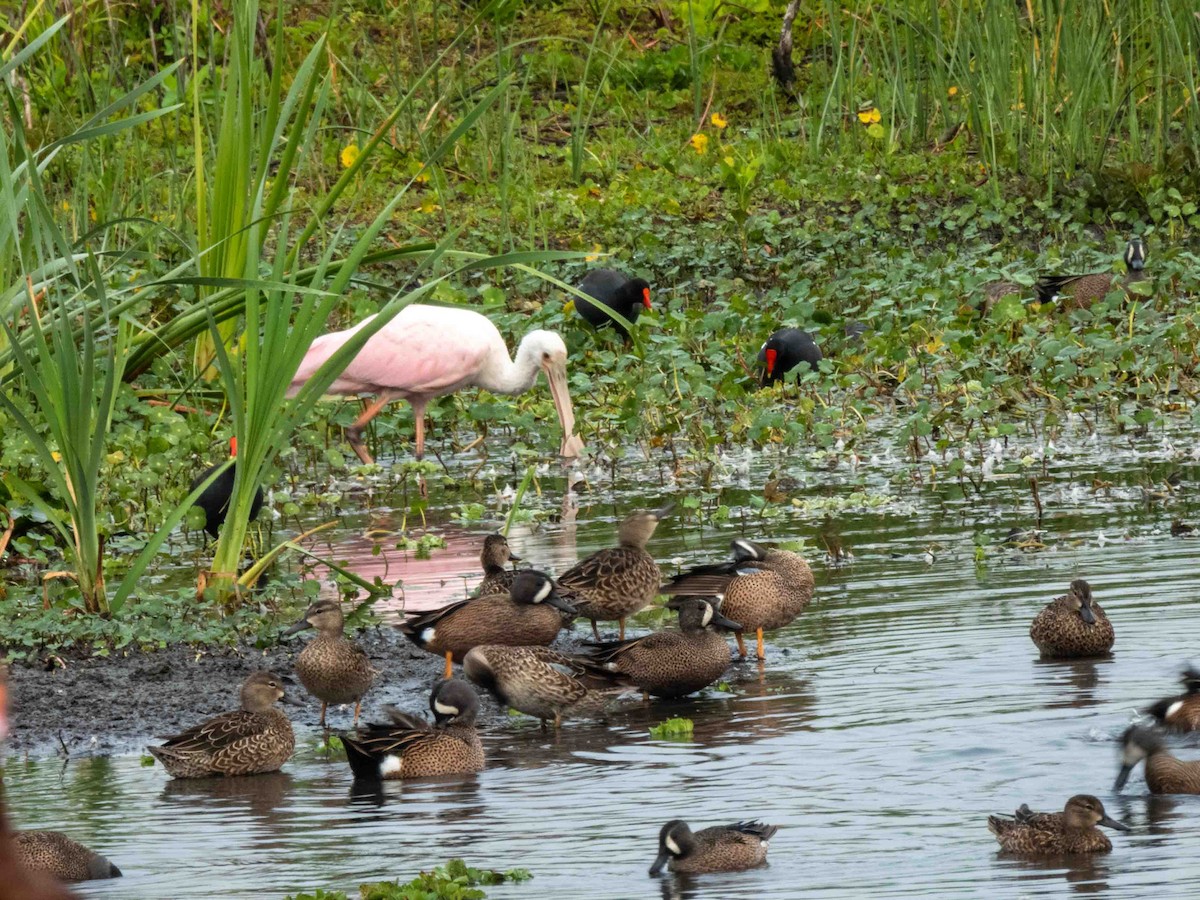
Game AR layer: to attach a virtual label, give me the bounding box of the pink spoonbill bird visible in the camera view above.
[288,304,585,464]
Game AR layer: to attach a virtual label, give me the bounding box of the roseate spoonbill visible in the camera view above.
[190,437,264,539]
[569,268,651,339]
[1035,237,1146,310]
[758,328,822,386]
[289,304,584,464]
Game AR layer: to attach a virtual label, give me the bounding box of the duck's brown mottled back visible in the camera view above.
[13,832,121,882]
[988,795,1127,855]
[286,599,378,727]
[1030,579,1114,658]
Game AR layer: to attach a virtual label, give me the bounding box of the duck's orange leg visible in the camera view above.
[618,617,626,641]
[353,699,362,728]
[755,628,765,661]
[319,701,328,728]
[734,631,748,658]
[444,652,454,680]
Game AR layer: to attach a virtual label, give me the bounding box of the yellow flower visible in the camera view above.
[584,243,603,263]
[948,86,959,97]
[857,107,882,125]
[340,143,360,169]
[690,133,709,154]
[60,200,70,212]
[418,198,440,214]
[710,112,727,129]
[414,171,430,184]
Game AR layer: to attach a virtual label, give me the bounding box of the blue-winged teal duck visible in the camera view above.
[582,597,738,698]
[1146,667,1200,731]
[475,533,522,596]
[342,680,484,780]
[285,598,378,727]
[988,795,1127,854]
[397,570,576,679]
[148,671,295,778]
[759,328,821,386]
[1115,725,1200,794]
[649,819,778,875]
[558,506,671,641]
[463,645,624,727]
[1035,237,1147,310]
[663,539,814,660]
[1029,579,1114,658]
[12,832,120,883]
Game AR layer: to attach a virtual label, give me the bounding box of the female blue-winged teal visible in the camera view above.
[285,598,378,727]
[475,533,522,596]
[988,795,1127,854]
[582,597,739,698]
[342,680,484,780]
[1115,725,1200,794]
[397,570,576,679]
[463,645,624,727]
[558,506,671,641]
[663,539,814,660]
[148,671,295,778]
[13,832,121,883]
[649,819,778,875]
[1029,579,1113,658]
[1035,237,1147,310]
[1145,667,1200,731]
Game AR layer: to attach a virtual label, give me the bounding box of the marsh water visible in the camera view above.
[7,415,1200,898]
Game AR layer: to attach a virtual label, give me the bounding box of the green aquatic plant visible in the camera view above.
[649,717,695,740]
[288,859,532,900]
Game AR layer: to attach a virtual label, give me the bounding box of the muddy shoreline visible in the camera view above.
[2,628,591,759]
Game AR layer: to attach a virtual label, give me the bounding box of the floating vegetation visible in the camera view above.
[649,717,696,740]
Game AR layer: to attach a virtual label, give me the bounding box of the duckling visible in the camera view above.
[284,598,378,727]
[581,597,739,698]
[662,539,814,660]
[13,833,121,883]
[1115,725,1200,794]
[341,680,484,780]
[475,533,522,596]
[463,645,625,727]
[649,819,778,875]
[1145,667,1200,731]
[1029,579,1114,658]
[397,570,576,680]
[148,671,295,778]
[988,795,1128,854]
[1035,237,1147,310]
[558,506,671,641]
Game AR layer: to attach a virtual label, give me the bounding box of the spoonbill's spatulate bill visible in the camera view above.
[288,304,585,464]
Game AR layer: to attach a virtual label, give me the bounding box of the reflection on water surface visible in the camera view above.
[7,419,1200,897]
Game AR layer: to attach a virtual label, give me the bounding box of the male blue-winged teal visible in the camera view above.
[475,533,522,596]
[1115,725,1200,794]
[758,328,822,386]
[148,671,295,778]
[663,538,814,660]
[582,597,738,698]
[285,598,378,727]
[397,570,576,679]
[12,832,121,883]
[558,505,671,641]
[1029,579,1114,658]
[988,795,1128,854]
[1035,237,1147,310]
[1145,667,1200,731]
[341,680,484,780]
[649,819,778,875]
[463,645,625,727]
